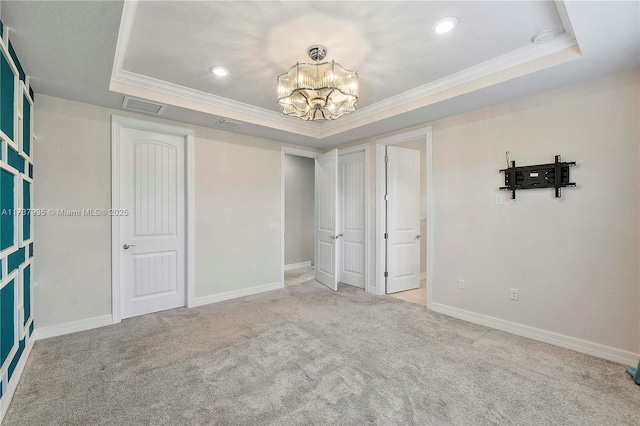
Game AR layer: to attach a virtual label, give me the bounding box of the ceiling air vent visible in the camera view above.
[122,96,166,115]
[215,118,241,129]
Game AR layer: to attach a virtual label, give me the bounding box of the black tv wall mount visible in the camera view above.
[500,155,576,199]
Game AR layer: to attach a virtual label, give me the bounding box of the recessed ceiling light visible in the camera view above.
[210,66,229,77]
[433,17,459,34]
[531,30,555,44]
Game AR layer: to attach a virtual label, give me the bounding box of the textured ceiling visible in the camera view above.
[1,1,124,109]
[123,1,565,112]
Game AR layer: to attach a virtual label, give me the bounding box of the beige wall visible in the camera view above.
[194,128,282,297]
[34,96,113,327]
[430,68,639,353]
[284,154,315,265]
[33,95,304,327]
[335,68,640,353]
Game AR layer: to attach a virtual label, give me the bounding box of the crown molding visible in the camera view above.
[554,0,576,39]
[111,0,138,81]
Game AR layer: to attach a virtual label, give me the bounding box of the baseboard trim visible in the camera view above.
[193,282,284,307]
[284,261,312,271]
[32,314,113,341]
[430,302,640,366]
[0,336,35,424]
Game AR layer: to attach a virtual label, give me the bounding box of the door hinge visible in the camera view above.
[384,272,389,278]
[384,233,388,239]
[384,194,389,201]
[384,155,388,163]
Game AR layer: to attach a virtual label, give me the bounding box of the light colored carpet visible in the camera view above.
[5,279,639,425]
[284,265,315,286]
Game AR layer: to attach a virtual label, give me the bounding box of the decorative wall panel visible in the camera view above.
[0,22,34,416]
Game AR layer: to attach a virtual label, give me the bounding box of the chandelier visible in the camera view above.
[277,45,359,121]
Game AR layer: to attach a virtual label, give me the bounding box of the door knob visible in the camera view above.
[123,244,136,250]
[330,233,343,240]
[336,233,343,239]
[416,234,422,239]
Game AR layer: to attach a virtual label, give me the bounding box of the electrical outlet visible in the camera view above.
[510,288,519,301]
[495,194,503,205]
[458,279,465,290]
[510,194,519,205]
[250,263,257,271]
[269,223,279,231]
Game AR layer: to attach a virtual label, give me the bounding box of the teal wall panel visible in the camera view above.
[8,337,25,380]
[0,280,15,367]
[23,180,30,241]
[7,248,24,274]
[0,52,15,141]
[7,146,24,174]
[23,265,31,326]
[0,169,15,251]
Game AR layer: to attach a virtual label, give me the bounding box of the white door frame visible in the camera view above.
[376,127,433,308]
[280,146,320,287]
[111,116,195,324]
[338,143,371,292]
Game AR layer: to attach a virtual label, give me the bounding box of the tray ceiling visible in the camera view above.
[1,1,638,148]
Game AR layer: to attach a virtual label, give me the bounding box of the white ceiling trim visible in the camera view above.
[110,36,580,140]
[110,0,137,84]
[554,0,576,39]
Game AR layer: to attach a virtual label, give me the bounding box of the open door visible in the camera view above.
[315,149,339,291]
[338,151,366,288]
[386,145,421,293]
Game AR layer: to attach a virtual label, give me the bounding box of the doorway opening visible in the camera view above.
[337,145,369,291]
[283,152,316,286]
[280,146,369,291]
[376,127,433,308]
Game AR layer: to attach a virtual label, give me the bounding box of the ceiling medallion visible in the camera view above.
[277,45,359,121]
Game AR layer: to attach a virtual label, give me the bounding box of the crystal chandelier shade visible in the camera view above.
[277,46,359,121]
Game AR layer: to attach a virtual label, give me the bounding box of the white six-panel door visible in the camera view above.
[315,149,339,291]
[386,146,421,294]
[118,127,186,318]
[338,151,366,288]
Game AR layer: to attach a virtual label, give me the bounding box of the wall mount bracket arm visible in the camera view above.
[499,155,576,199]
